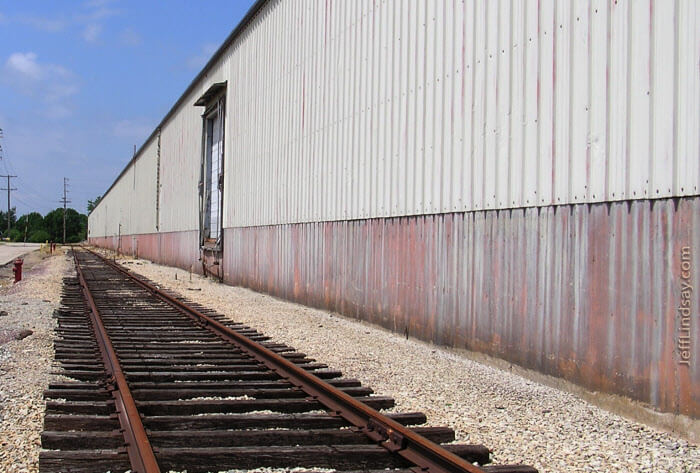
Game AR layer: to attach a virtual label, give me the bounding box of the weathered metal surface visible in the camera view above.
[223,197,700,418]
[89,0,700,236]
[89,231,201,273]
[85,0,700,420]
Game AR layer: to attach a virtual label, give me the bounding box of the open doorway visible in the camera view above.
[203,103,223,246]
[195,82,226,280]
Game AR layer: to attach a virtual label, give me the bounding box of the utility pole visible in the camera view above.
[59,177,71,244]
[0,174,17,234]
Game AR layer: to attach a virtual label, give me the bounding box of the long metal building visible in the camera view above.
[89,0,700,419]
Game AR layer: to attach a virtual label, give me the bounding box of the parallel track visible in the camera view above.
[40,248,536,473]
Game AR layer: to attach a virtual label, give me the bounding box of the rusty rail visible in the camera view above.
[72,250,162,473]
[85,247,486,473]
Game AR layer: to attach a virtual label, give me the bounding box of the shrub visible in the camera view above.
[7,229,22,242]
[28,230,51,243]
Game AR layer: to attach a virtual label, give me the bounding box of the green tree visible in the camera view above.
[28,230,50,243]
[16,212,44,240]
[7,228,22,242]
[44,208,87,243]
[0,208,17,234]
[87,195,102,213]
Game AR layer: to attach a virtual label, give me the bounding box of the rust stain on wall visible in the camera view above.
[220,198,699,418]
[89,230,201,274]
[90,198,699,417]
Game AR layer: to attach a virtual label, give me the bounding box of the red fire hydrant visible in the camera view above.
[12,258,23,283]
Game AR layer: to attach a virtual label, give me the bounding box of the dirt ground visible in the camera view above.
[0,247,55,289]
[0,248,68,473]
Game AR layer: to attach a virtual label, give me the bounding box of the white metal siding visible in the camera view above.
[90,0,700,237]
[88,138,158,237]
[89,164,133,237]
[157,106,202,233]
[224,0,699,228]
[130,139,158,234]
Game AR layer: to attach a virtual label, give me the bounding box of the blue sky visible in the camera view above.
[0,0,256,216]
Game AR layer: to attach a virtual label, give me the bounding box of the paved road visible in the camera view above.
[0,243,42,266]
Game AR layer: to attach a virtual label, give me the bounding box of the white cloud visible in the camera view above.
[82,23,102,43]
[79,0,119,22]
[2,52,79,118]
[18,15,67,32]
[45,104,73,120]
[4,52,73,84]
[83,0,116,9]
[76,0,120,44]
[6,52,42,80]
[187,43,219,70]
[4,3,120,44]
[85,7,119,21]
[119,28,141,46]
[45,82,79,102]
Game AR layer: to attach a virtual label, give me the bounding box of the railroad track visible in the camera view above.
[40,248,536,473]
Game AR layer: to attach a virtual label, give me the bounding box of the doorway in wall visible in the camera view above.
[203,104,223,245]
[196,84,226,280]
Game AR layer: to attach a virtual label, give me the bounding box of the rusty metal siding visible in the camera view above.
[85,0,700,419]
[222,197,700,417]
[89,230,201,273]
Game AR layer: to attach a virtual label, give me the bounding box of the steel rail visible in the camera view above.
[84,247,487,473]
[72,249,162,473]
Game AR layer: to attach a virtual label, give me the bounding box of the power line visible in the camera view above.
[0,174,17,234]
[13,195,40,210]
[0,128,62,207]
[14,191,44,207]
[59,177,71,244]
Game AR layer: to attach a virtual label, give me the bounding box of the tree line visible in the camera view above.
[1,208,88,243]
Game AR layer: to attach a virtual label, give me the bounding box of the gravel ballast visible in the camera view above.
[106,253,698,473]
[5,246,696,473]
[0,250,69,473]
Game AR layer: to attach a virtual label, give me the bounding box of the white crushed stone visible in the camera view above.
[107,252,699,473]
[219,469,335,473]
[186,395,255,401]
[0,249,70,473]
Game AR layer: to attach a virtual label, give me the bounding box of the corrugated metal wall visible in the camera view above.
[223,196,700,418]
[88,138,159,237]
[130,139,158,233]
[85,0,700,418]
[89,231,201,272]
[158,91,209,233]
[225,0,700,228]
[89,0,700,238]
[90,55,230,236]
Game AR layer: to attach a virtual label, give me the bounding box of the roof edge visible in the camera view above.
[90,0,269,216]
